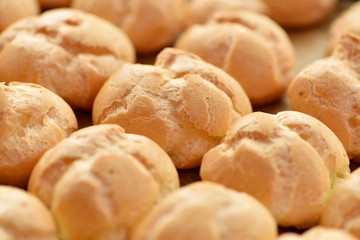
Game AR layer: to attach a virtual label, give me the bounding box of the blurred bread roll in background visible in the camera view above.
[278,226,357,240]
[326,1,360,55]
[175,10,295,106]
[38,0,71,9]
[93,47,252,169]
[131,181,278,240]
[263,0,339,28]
[72,0,185,54]
[0,82,77,188]
[0,8,135,109]
[28,124,179,240]
[185,0,269,27]
[201,111,350,228]
[0,0,40,32]
[288,33,360,161]
[0,185,58,240]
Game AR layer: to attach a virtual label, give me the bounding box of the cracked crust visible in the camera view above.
[288,33,360,160]
[93,48,252,169]
[200,111,350,228]
[0,8,135,109]
[28,124,179,240]
[0,82,77,187]
[130,181,277,240]
[320,168,360,239]
[175,10,295,105]
[0,186,58,240]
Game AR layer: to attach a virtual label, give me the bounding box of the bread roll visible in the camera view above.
[200,111,350,228]
[0,0,39,32]
[175,10,295,105]
[278,226,357,240]
[320,168,360,238]
[131,181,277,240]
[71,0,185,54]
[263,0,338,28]
[38,0,71,9]
[326,1,360,55]
[28,124,179,240]
[288,33,360,160]
[185,0,269,27]
[0,185,58,240]
[93,47,252,169]
[0,8,135,109]
[0,82,77,188]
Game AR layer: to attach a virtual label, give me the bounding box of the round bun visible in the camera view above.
[0,185,58,240]
[184,0,269,27]
[263,0,338,28]
[93,47,252,169]
[326,1,360,55]
[175,10,295,105]
[200,111,350,228]
[320,168,360,238]
[288,33,360,160]
[278,226,357,240]
[0,8,135,109]
[71,0,185,53]
[0,82,77,188]
[28,124,179,240]
[131,181,277,240]
[38,0,71,9]
[0,0,40,32]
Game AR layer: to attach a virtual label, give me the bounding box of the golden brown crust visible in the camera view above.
[28,124,179,240]
[93,48,252,169]
[288,33,360,160]
[0,185,58,240]
[0,8,135,109]
[71,0,185,53]
[200,111,350,228]
[0,82,77,188]
[175,10,295,105]
[263,0,338,28]
[320,168,360,238]
[131,181,278,240]
[0,0,40,32]
[278,226,357,240]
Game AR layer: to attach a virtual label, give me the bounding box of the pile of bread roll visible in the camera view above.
[1,0,360,239]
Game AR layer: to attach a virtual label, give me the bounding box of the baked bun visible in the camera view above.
[0,185,58,240]
[38,0,71,9]
[0,82,77,188]
[28,124,179,240]
[278,226,357,240]
[320,168,360,238]
[185,0,269,27]
[288,33,360,160]
[326,1,360,55]
[71,0,185,54]
[0,0,40,32]
[0,8,135,109]
[93,47,252,169]
[263,0,338,28]
[200,111,350,228]
[131,181,277,240]
[175,10,295,105]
